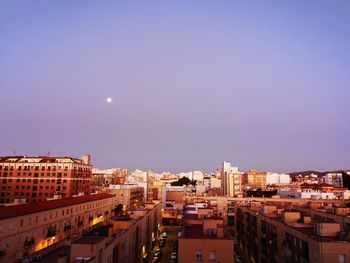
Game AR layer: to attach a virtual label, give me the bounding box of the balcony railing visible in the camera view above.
[283,238,292,249]
[24,238,35,247]
[47,228,56,238]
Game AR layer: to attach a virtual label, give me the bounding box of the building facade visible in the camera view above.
[0,193,117,263]
[221,161,242,197]
[0,155,92,204]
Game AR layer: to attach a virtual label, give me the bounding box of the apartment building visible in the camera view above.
[242,169,268,189]
[221,161,242,197]
[92,168,127,186]
[69,202,162,263]
[235,201,350,263]
[0,193,117,263]
[107,184,144,209]
[178,203,234,263]
[0,155,92,204]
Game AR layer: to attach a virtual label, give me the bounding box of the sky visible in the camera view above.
[0,1,349,173]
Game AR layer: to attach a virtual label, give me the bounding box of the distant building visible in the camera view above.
[107,184,144,209]
[166,186,185,210]
[266,172,291,185]
[322,173,343,187]
[242,169,267,188]
[221,161,242,197]
[0,155,92,204]
[92,168,127,186]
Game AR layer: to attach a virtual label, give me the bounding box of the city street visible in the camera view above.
[149,227,179,263]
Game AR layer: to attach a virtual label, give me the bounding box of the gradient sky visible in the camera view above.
[1,1,349,173]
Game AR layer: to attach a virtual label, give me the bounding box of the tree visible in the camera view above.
[171,177,191,186]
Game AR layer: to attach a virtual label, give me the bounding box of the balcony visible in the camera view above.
[283,238,292,249]
[47,228,56,238]
[64,224,72,232]
[24,238,35,247]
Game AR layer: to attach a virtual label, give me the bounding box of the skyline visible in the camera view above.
[1,1,350,173]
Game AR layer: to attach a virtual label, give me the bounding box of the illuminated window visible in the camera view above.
[339,255,345,263]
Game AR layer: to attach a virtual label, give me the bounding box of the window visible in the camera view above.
[339,255,345,263]
[196,250,203,261]
[209,251,216,261]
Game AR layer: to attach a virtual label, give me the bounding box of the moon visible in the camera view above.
[106,97,112,103]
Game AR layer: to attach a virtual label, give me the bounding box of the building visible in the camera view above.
[107,184,144,209]
[166,186,185,210]
[178,202,234,263]
[0,193,117,263]
[92,168,127,187]
[324,173,343,187]
[70,202,162,263]
[235,200,350,263]
[266,172,291,185]
[221,161,242,197]
[0,155,92,204]
[242,169,268,189]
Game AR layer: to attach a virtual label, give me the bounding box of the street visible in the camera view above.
[149,227,179,263]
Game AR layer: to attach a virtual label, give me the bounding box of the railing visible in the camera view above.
[283,238,292,249]
[24,238,35,247]
[47,228,56,238]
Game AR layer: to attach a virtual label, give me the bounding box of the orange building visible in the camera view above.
[178,203,234,263]
[0,155,92,204]
[242,169,268,188]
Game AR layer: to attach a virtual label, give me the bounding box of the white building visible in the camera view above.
[210,177,221,188]
[266,173,291,185]
[192,171,204,182]
[221,161,242,197]
[324,173,343,187]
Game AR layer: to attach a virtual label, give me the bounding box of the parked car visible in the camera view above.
[153,254,160,262]
[154,251,161,259]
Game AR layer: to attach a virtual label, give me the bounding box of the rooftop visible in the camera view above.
[73,236,106,245]
[0,156,88,165]
[0,193,115,220]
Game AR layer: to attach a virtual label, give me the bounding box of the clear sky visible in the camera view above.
[1,1,349,173]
